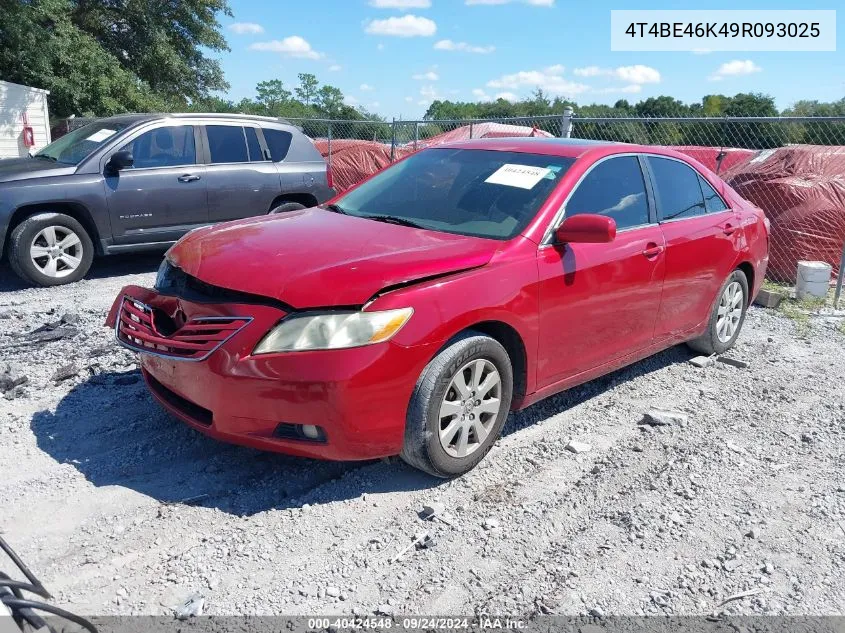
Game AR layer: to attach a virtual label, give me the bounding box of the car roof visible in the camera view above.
[93,112,297,127]
[433,137,688,160]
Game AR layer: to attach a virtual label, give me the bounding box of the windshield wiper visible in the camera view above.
[32,154,56,161]
[363,215,427,229]
[324,203,349,215]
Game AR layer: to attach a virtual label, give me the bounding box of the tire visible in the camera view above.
[401,331,513,478]
[269,202,306,215]
[687,269,749,355]
[8,213,94,287]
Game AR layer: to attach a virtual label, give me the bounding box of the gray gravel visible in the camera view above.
[1,256,844,618]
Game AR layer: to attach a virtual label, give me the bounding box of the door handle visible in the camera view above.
[178,174,201,183]
[722,223,737,236]
[642,243,664,258]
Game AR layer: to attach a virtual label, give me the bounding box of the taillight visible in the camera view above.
[326,165,334,190]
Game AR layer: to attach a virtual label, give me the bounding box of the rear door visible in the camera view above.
[104,124,208,245]
[201,123,282,223]
[536,154,666,387]
[646,155,743,340]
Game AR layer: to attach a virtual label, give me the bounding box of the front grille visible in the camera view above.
[146,372,213,426]
[115,297,250,361]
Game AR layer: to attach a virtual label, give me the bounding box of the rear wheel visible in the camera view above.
[401,331,513,477]
[269,202,306,215]
[687,269,749,355]
[8,213,94,286]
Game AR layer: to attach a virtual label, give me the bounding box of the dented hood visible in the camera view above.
[167,208,499,308]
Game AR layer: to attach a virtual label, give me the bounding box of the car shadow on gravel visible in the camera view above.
[0,252,165,292]
[30,369,442,516]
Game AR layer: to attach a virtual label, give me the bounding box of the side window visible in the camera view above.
[565,156,649,230]
[648,157,706,221]
[263,128,293,162]
[245,127,265,161]
[698,175,729,213]
[206,125,249,164]
[120,126,196,169]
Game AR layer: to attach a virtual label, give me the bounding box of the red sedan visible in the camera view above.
[106,139,769,477]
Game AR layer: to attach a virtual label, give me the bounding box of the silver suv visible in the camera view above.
[0,113,334,286]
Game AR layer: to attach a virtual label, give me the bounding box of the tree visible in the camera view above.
[255,80,292,114]
[317,85,345,117]
[295,73,319,105]
[0,0,231,117]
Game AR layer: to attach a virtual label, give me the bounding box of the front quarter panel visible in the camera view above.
[367,239,540,398]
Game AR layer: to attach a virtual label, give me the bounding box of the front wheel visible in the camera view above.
[687,269,749,355]
[401,331,513,477]
[8,213,94,286]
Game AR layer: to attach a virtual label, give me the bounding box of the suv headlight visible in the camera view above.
[253,308,414,354]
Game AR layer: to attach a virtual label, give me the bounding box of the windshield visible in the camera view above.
[35,120,131,165]
[336,148,574,240]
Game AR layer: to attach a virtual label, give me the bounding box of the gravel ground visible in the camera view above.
[1,256,844,619]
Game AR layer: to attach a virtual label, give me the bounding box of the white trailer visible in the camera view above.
[0,80,51,159]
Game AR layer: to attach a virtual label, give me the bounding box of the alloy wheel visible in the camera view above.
[716,280,744,343]
[438,358,502,458]
[29,226,83,279]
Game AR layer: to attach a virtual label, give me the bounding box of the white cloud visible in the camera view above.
[420,85,438,100]
[249,36,323,60]
[360,83,375,91]
[365,14,437,37]
[709,59,762,81]
[228,22,264,35]
[412,71,439,81]
[486,65,589,96]
[574,64,660,84]
[328,64,342,71]
[466,0,553,5]
[369,0,431,7]
[434,39,495,54]
[472,88,491,101]
[495,92,519,101]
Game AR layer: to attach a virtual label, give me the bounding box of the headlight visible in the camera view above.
[253,308,414,354]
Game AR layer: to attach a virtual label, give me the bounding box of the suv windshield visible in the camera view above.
[35,120,132,165]
[336,148,574,240]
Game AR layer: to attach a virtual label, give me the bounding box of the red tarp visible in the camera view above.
[313,139,414,193]
[723,145,845,282]
[418,122,554,148]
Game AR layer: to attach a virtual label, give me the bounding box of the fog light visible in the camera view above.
[301,424,321,440]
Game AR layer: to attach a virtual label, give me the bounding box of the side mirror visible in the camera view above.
[106,150,134,172]
[555,213,617,244]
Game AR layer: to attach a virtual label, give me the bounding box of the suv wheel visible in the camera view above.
[401,331,513,478]
[687,269,749,355]
[269,202,306,215]
[8,213,94,286]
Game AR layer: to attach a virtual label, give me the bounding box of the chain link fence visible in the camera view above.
[289,111,845,299]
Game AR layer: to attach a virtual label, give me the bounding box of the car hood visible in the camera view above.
[0,157,76,183]
[167,208,500,308]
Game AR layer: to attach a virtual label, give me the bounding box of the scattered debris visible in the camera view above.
[174,593,204,619]
[717,356,750,369]
[419,502,453,525]
[717,588,767,607]
[754,288,785,309]
[745,527,760,539]
[565,440,591,454]
[0,365,28,393]
[690,355,715,368]
[52,363,79,383]
[641,408,688,427]
[391,531,430,563]
[326,586,341,598]
[482,517,500,530]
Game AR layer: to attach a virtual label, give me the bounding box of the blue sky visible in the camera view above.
[217,0,843,118]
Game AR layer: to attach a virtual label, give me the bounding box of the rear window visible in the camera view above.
[263,128,293,162]
[206,125,249,164]
[336,148,574,240]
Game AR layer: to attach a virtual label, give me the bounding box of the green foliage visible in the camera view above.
[1,0,230,117]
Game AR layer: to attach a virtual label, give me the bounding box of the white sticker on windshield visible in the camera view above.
[485,164,552,189]
[85,129,117,143]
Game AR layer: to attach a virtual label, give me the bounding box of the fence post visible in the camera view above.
[414,122,419,150]
[469,122,474,139]
[835,240,845,308]
[327,122,332,175]
[390,118,396,162]
[561,106,573,138]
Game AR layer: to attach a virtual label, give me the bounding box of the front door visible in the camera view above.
[536,154,666,388]
[105,124,208,244]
